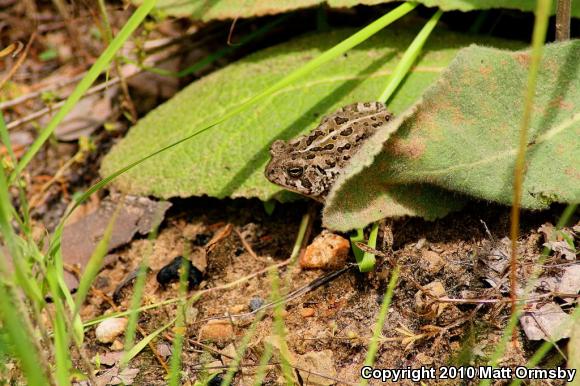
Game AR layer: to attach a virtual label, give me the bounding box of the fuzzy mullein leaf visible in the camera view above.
[137,0,580,20]
[101,27,520,202]
[324,41,580,231]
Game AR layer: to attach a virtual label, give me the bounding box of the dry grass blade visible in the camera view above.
[0,33,35,90]
[509,0,551,315]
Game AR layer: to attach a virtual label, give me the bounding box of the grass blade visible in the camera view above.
[508,0,552,314]
[219,308,268,386]
[0,176,48,384]
[378,9,443,103]
[360,266,400,386]
[121,210,164,369]
[0,112,15,162]
[46,263,72,386]
[358,222,378,272]
[168,256,191,386]
[121,254,152,368]
[125,16,289,78]
[355,8,443,272]
[123,318,175,363]
[0,284,49,385]
[269,268,294,385]
[251,342,273,386]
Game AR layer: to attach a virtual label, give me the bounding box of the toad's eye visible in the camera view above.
[287,166,303,178]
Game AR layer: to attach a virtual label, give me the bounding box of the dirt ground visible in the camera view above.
[71,197,575,385]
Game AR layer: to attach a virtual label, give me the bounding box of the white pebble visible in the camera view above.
[95,318,128,343]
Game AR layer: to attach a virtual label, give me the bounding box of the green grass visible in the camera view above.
[359,266,400,386]
[0,1,156,383]
[353,8,442,273]
[167,255,192,386]
[0,117,50,384]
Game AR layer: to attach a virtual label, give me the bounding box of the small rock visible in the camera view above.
[156,256,204,290]
[199,320,234,342]
[415,352,434,365]
[300,231,350,270]
[543,240,576,260]
[239,223,261,244]
[220,343,237,367]
[414,281,447,316]
[415,238,428,250]
[95,366,139,385]
[420,250,445,274]
[449,341,461,351]
[262,335,297,367]
[345,330,358,340]
[110,339,124,351]
[300,307,316,318]
[207,373,225,386]
[556,264,580,302]
[94,351,123,366]
[249,296,265,312]
[156,342,172,360]
[520,303,572,341]
[230,304,246,314]
[186,307,199,325]
[95,318,128,344]
[296,350,337,385]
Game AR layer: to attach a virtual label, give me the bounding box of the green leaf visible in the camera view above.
[101,27,520,201]
[324,41,580,231]
[138,0,580,20]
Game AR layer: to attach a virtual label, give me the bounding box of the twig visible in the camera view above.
[51,0,86,61]
[4,36,194,130]
[227,17,241,46]
[96,0,137,122]
[436,292,579,304]
[0,72,87,110]
[29,154,77,208]
[196,265,354,324]
[0,32,36,90]
[5,76,122,130]
[555,0,571,41]
[0,41,23,58]
[0,32,198,110]
[529,312,568,360]
[234,228,259,260]
[186,337,235,359]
